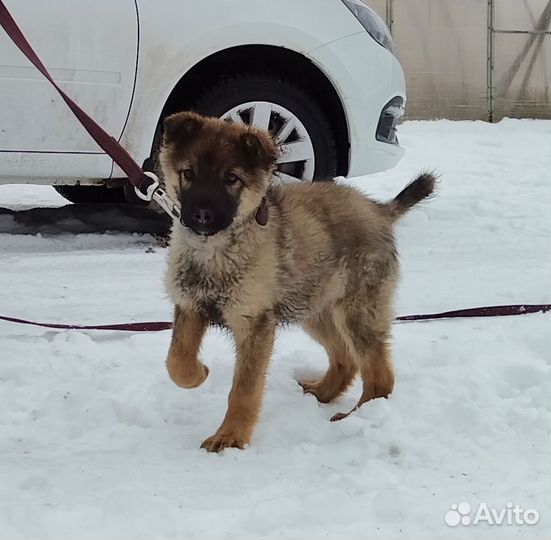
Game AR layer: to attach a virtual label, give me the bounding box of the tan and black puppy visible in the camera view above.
[160,111,435,452]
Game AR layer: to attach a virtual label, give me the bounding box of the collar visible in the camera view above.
[255,197,269,226]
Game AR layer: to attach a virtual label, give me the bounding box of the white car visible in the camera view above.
[0,0,405,204]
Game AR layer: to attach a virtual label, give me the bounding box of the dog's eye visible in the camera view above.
[225,172,239,185]
[180,168,193,181]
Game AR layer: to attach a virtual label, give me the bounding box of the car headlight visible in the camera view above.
[341,0,394,52]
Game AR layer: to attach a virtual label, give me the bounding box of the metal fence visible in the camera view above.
[370,0,551,120]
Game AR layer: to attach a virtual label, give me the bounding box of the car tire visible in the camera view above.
[189,74,338,181]
[54,185,127,204]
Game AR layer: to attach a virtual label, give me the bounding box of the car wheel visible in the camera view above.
[190,74,338,181]
[54,185,126,204]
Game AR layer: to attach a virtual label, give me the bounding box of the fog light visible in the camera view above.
[376,96,404,145]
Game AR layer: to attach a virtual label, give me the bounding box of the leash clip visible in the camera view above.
[152,186,181,221]
[135,171,181,221]
[134,171,160,201]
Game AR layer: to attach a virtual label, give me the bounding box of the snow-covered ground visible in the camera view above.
[0,119,549,539]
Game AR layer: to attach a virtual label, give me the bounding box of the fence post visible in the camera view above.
[386,0,394,35]
[487,0,495,122]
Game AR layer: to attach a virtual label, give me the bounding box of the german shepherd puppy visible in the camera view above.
[160,112,435,452]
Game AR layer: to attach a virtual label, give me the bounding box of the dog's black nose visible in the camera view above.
[193,207,213,225]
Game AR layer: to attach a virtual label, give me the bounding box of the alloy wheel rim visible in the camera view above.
[221,101,315,182]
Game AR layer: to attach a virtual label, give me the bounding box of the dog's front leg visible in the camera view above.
[166,306,209,388]
[201,313,275,452]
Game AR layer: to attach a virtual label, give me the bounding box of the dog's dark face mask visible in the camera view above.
[178,162,240,236]
[160,112,278,237]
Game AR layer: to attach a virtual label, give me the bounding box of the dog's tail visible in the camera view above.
[385,171,437,220]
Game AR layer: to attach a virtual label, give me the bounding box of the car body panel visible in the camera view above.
[0,0,138,181]
[114,0,363,177]
[307,32,406,175]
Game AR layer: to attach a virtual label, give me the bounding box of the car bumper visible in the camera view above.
[307,32,406,176]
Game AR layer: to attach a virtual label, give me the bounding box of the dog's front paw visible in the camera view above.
[167,357,209,389]
[200,430,249,453]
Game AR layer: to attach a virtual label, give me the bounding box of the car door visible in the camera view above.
[0,0,137,182]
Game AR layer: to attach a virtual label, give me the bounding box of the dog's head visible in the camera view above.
[159,111,278,236]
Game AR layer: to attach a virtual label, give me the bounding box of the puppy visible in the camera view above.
[159,111,435,452]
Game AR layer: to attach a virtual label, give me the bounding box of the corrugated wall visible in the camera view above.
[370,0,551,120]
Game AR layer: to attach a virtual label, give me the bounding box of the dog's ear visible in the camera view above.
[240,129,278,170]
[162,111,204,145]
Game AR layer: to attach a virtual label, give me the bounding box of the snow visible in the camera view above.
[0,183,66,210]
[0,119,550,539]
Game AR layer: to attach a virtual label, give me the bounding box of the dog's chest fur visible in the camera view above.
[176,257,237,325]
[166,228,258,326]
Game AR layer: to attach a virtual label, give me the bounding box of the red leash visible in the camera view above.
[0,316,171,332]
[395,303,550,321]
[0,1,146,190]
[0,304,549,332]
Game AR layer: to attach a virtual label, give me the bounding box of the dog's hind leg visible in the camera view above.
[330,304,395,421]
[299,310,357,403]
[166,306,209,389]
